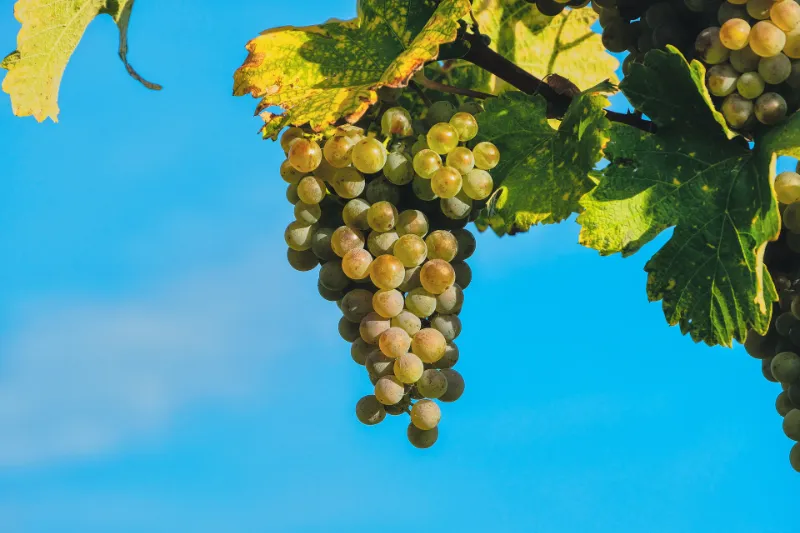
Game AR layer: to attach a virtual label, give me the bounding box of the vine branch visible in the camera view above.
[413,72,493,100]
[460,32,656,134]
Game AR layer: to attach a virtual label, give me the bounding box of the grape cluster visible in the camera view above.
[281,99,501,448]
[523,0,591,17]
[745,162,800,473]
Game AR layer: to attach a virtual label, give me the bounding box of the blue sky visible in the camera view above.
[0,2,797,532]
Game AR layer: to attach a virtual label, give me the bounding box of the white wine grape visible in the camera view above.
[356,395,386,425]
[370,254,405,290]
[393,234,428,267]
[420,259,456,294]
[412,328,447,363]
[331,226,365,257]
[416,369,448,399]
[374,376,405,405]
[391,310,422,336]
[431,166,463,199]
[380,327,412,359]
[352,137,388,174]
[425,230,458,262]
[373,289,405,319]
[394,352,424,383]
[410,399,441,430]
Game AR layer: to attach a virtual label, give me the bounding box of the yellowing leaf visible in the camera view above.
[232,0,471,139]
[3,0,160,123]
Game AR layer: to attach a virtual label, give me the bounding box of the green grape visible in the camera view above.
[350,338,373,365]
[440,191,473,220]
[373,289,405,318]
[367,351,395,379]
[412,175,438,201]
[293,201,321,225]
[706,64,739,98]
[412,328,447,363]
[341,288,374,322]
[339,316,361,342]
[342,198,371,230]
[398,265,422,292]
[342,248,373,280]
[446,147,476,175]
[772,351,800,383]
[431,314,462,342]
[318,281,344,302]
[311,227,336,261]
[405,287,437,318]
[323,134,356,168]
[730,46,762,72]
[285,221,317,251]
[378,86,403,103]
[449,112,479,142]
[374,376,405,405]
[433,342,459,369]
[381,107,413,137]
[747,0,776,20]
[721,93,755,128]
[772,0,800,31]
[436,283,464,315]
[360,312,391,344]
[413,149,443,179]
[384,152,414,185]
[720,18,751,50]
[719,2,749,24]
[380,327,412,359]
[411,134,429,156]
[392,310,422,336]
[790,443,800,472]
[462,169,494,200]
[452,261,472,288]
[778,391,795,416]
[427,123,460,155]
[601,19,631,53]
[425,230,458,262]
[313,157,337,182]
[537,0,567,17]
[459,101,484,114]
[397,210,429,237]
[736,71,766,98]
[786,25,800,58]
[784,409,800,440]
[331,226,365,257]
[356,395,386,425]
[330,167,364,199]
[426,101,457,126]
[286,248,318,272]
[297,175,326,205]
[452,229,476,261]
[788,59,800,87]
[439,369,465,402]
[393,234,428,267]
[645,2,677,27]
[370,254,405,290]
[695,27,731,64]
[280,127,305,153]
[319,260,349,291]
[367,230,399,256]
[754,92,788,124]
[367,201,399,232]
[431,167,464,199]
[280,159,306,184]
[750,20,787,56]
[365,176,401,205]
[394,352,424,383]
[420,259,456,295]
[416,369,449,399]
[473,141,500,170]
[775,171,800,203]
[288,138,323,173]
[758,53,792,83]
[352,137,388,174]
[407,423,438,448]
[410,399,441,430]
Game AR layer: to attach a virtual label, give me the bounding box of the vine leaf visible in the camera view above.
[445,1,618,95]
[232,0,471,140]
[578,48,785,347]
[474,85,612,235]
[2,0,160,123]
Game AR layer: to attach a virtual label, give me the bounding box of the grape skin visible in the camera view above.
[439,369,465,402]
[380,327,412,359]
[425,230,459,262]
[356,395,386,425]
[696,27,731,64]
[416,369,448,399]
[374,376,406,405]
[394,352,424,383]
[373,289,405,319]
[287,248,318,272]
[431,314,462,342]
[772,0,800,32]
[367,201,399,232]
[297,176,327,205]
[352,137,388,174]
[449,112,479,142]
[784,409,800,441]
[285,221,317,251]
[407,424,438,448]
[721,93,755,128]
[411,399,441,430]
[749,21,787,57]
[331,168,365,199]
[340,288,374,322]
[435,284,464,315]
[427,123,460,155]
[758,53,792,84]
[342,198,371,230]
[473,141,500,170]
[360,312,391,344]
[331,226,365,257]
[420,259,457,295]
[405,287,438,318]
[772,351,800,383]
[288,138,323,173]
[392,310,422,336]
[433,343,460,369]
[754,92,788,124]
[370,254,405,290]
[736,71,766,99]
[367,230,399,257]
[280,127,305,153]
[775,172,800,204]
[398,265,422,293]
[393,234,428,267]
[412,328,447,363]
[431,167,464,199]
[396,210,429,237]
[413,149,442,179]
[446,147,476,175]
[719,18,751,50]
[462,169,494,200]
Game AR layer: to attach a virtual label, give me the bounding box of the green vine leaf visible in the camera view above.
[2,0,159,123]
[232,0,471,140]
[578,48,783,347]
[474,85,612,235]
[446,1,618,95]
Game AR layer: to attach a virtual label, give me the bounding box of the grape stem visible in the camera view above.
[460,31,657,134]
[413,72,494,100]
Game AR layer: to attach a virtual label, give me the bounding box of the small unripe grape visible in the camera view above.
[420,259,456,295]
[462,169,494,200]
[366,176,401,205]
[473,141,500,170]
[393,234,428,268]
[331,226,365,257]
[413,149,442,179]
[342,248,373,280]
[374,376,405,405]
[323,134,357,168]
[280,127,305,153]
[411,134,429,155]
[350,338,373,365]
[412,175,438,200]
[405,287,437,318]
[297,175,327,204]
[417,369,449,399]
[736,71,766,98]
[381,107,413,137]
[294,201,321,225]
[452,229,476,261]
[286,183,300,204]
[431,166,464,199]
[331,167,365,199]
[396,210,429,237]
[720,18,751,50]
[445,147,476,175]
[314,157,337,182]
[758,52,792,83]
[355,395,386,425]
[433,342,460,369]
[783,409,800,440]
[367,230,399,256]
[791,443,800,472]
[285,221,317,251]
[695,27,731,64]
[373,289,405,319]
[435,284,464,315]
[426,101,457,126]
[319,260,349,291]
[394,352,424,383]
[439,369,465,402]
[311,227,336,261]
[784,202,800,232]
[398,265,422,292]
[288,138,323,173]
[370,254,405,290]
[775,171,800,204]
[352,137,388,174]
[407,424,438,448]
[425,230,458,262]
[367,201,399,232]
[360,312,391,345]
[342,198,371,230]
[383,152,414,185]
[777,391,795,416]
[750,21,787,57]
[341,288,374,322]
[755,92,788,124]
[427,123,460,155]
[772,351,800,383]
[287,248,318,272]
[449,112,479,141]
[747,0,776,20]
[367,351,395,379]
[412,328,447,363]
[440,191,473,219]
[452,261,472,288]
[431,314,462,342]
[721,93,755,128]
[730,46,762,71]
[380,327,412,359]
[280,159,306,183]
[772,0,800,32]
[411,399,441,430]
[392,310,422,336]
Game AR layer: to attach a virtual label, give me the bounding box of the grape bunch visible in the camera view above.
[744,162,800,473]
[281,99,501,448]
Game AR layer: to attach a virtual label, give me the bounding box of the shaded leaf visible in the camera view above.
[1,51,21,71]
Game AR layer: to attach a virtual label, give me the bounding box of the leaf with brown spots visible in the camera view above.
[232,0,471,139]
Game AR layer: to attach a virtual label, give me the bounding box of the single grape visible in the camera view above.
[696,27,731,64]
[416,369,449,399]
[440,191,473,219]
[411,134,429,156]
[413,149,443,179]
[451,229,476,261]
[439,369,465,402]
[425,230,459,262]
[459,101,484,115]
[280,127,305,153]
[311,227,336,261]
[319,260,349,291]
[366,351,395,379]
[778,391,796,416]
[431,167,464,199]
[764,356,779,382]
[360,312,391,345]
[462,169,494,200]
[394,352,424,383]
[436,284,464,315]
[719,2,749,24]
[537,0,567,17]
[772,0,800,32]
[411,399,441,430]
[427,123,460,155]
[775,172,800,204]
[773,351,800,383]
[280,159,306,184]
[720,18,751,50]
[356,395,386,425]
[736,71,766,98]
[294,201,322,225]
[367,201,399,233]
[397,210,429,237]
[791,442,800,472]
[431,314,462,342]
[449,112,479,142]
[721,93,755,128]
[380,327,412,359]
[330,167,365,199]
[367,230,399,256]
[288,138,323,173]
[392,310,422,336]
[788,58,800,87]
[473,141,500,170]
[407,423,438,448]
[314,157,337,182]
[398,265,422,292]
[297,175,327,205]
[374,376,406,405]
[730,45,762,71]
[350,338,373,365]
[393,234,428,268]
[338,316,361,342]
[452,261,472,288]
[755,92,788,124]
[785,25,800,58]
[421,259,456,295]
[370,254,405,290]
[759,52,792,83]
[446,147,476,175]
[384,152,414,185]
[601,19,631,53]
[776,311,799,335]
[412,175,438,201]
[342,248,373,280]
[405,287,438,318]
[318,280,344,302]
[342,198,371,230]
[747,0,776,20]
[412,328,447,363]
[331,226,365,257]
[365,176,401,205]
[434,342,460,369]
[323,134,357,168]
[352,137,388,174]
[750,20,787,57]
[286,248,318,272]
[373,289,405,319]
[744,329,774,358]
[426,101,457,125]
[285,221,317,251]
[784,409,800,440]
[381,107,413,137]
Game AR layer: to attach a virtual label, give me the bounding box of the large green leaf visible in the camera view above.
[577,48,787,347]
[474,85,612,234]
[445,1,618,95]
[232,0,471,139]
[2,0,159,122]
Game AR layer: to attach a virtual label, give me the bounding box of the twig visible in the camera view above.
[409,80,433,107]
[413,72,493,100]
